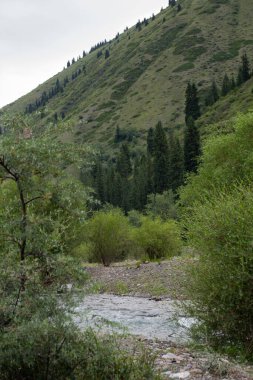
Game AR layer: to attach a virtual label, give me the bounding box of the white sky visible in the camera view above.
[0,0,168,108]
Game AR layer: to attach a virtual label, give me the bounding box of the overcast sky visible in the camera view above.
[0,0,168,108]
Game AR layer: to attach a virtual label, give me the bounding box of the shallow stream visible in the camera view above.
[74,294,194,342]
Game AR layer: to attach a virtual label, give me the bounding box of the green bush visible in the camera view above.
[87,209,132,266]
[0,319,160,380]
[145,191,178,220]
[179,113,253,357]
[132,216,182,260]
[180,113,253,211]
[184,186,253,357]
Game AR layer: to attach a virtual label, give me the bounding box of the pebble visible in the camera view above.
[162,353,183,361]
[170,371,190,379]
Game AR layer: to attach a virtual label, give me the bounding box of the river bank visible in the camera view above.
[79,258,253,380]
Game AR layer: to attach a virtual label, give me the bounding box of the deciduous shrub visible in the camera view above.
[184,186,253,357]
[87,209,132,266]
[132,216,182,260]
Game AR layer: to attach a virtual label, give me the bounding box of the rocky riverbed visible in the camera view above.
[78,259,253,380]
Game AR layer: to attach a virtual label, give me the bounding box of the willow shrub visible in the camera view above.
[132,216,182,260]
[87,209,132,266]
[184,185,253,357]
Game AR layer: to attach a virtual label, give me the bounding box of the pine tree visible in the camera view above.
[230,75,236,89]
[211,80,219,103]
[184,117,200,173]
[168,134,184,192]
[147,128,155,155]
[146,154,154,195]
[241,52,251,82]
[185,82,201,126]
[153,122,169,193]
[105,49,110,59]
[93,161,105,204]
[131,156,148,210]
[117,144,132,178]
[205,80,219,106]
[237,52,251,85]
[221,74,231,96]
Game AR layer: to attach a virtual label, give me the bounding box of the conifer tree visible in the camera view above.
[230,75,236,89]
[117,144,132,178]
[237,52,251,85]
[205,80,219,106]
[185,82,201,126]
[93,161,105,204]
[147,128,155,156]
[241,52,251,82]
[105,49,110,59]
[168,134,184,191]
[146,154,154,195]
[153,121,169,193]
[221,74,231,96]
[184,117,200,173]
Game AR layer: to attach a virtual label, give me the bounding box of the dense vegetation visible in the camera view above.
[0,119,160,379]
[2,0,253,375]
[180,113,253,358]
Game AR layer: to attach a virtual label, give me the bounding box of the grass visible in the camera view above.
[3,0,253,155]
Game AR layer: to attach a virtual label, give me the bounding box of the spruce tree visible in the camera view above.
[185,82,201,126]
[147,127,155,156]
[237,52,251,85]
[230,75,236,89]
[241,52,251,82]
[205,80,219,106]
[117,143,132,178]
[221,74,231,96]
[184,117,200,173]
[153,121,169,193]
[168,134,184,192]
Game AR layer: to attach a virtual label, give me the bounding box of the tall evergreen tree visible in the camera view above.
[147,127,155,156]
[237,52,251,85]
[93,161,105,204]
[185,82,201,126]
[205,80,219,106]
[241,52,251,82]
[153,122,169,193]
[117,144,132,178]
[221,74,231,96]
[184,117,200,173]
[168,134,184,192]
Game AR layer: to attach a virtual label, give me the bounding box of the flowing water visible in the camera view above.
[74,294,195,342]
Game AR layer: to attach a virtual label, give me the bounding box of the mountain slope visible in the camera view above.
[3,0,253,152]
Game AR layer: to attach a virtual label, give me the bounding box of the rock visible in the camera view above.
[170,371,190,379]
[190,368,203,375]
[162,353,183,361]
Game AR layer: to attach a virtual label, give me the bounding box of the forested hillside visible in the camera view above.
[2,0,253,154]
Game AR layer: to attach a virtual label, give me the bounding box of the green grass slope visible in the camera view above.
[3,0,253,153]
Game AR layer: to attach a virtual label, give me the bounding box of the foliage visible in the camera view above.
[132,216,182,260]
[184,117,200,173]
[185,82,201,125]
[0,317,160,379]
[180,113,253,209]
[0,118,90,261]
[145,191,178,220]
[86,209,132,266]
[153,121,169,194]
[184,186,253,357]
[180,113,253,357]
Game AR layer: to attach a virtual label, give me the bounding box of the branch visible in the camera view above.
[25,196,42,206]
[0,156,18,181]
